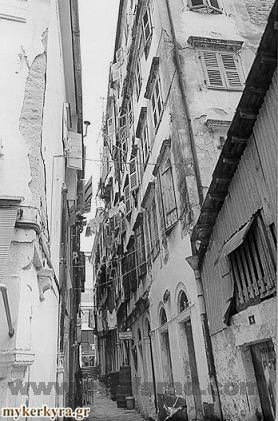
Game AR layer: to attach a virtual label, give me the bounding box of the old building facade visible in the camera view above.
[0,0,84,414]
[192,3,277,420]
[91,0,275,420]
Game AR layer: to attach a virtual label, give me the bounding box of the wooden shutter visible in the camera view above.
[0,205,18,281]
[220,53,242,90]
[107,117,114,135]
[202,51,225,88]
[160,161,178,229]
[208,0,221,12]
[189,0,206,9]
[135,223,146,277]
[124,184,131,214]
[129,157,139,191]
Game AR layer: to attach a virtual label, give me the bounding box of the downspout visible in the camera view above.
[186,255,223,420]
[149,331,158,413]
[165,0,204,206]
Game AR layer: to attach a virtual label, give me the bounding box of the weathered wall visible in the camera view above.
[0,0,70,413]
[200,70,277,419]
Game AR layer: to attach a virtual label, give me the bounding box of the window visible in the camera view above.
[179,291,189,313]
[119,114,128,163]
[140,120,150,166]
[135,59,142,100]
[188,0,222,13]
[151,76,163,130]
[147,197,160,259]
[142,5,152,57]
[200,51,243,90]
[159,158,178,230]
[229,214,276,313]
[134,221,147,277]
[160,307,167,325]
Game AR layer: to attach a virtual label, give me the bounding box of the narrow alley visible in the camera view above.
[88,383,145,421]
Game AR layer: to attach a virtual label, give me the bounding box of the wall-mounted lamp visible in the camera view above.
[83,121,91,138]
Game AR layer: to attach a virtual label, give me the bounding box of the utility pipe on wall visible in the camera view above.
[186,256,223,420]
[0,284,15,337]
[165,0,204,206]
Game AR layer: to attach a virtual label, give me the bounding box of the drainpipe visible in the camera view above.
[149,331,158,413]
[186,255,223,420]
[165,0,204,206]
[0,284,15,337]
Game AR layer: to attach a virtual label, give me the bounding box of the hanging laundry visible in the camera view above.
[107,309,117,330]
[97,311,103,333]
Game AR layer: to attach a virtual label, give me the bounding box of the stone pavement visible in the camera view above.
[87,383,146,421]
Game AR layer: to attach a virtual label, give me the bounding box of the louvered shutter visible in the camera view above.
[189,0,206,8]
[129,157,139,191]
[107,117,114,135]
[221,53,243,90]
[124,184,131,214]
[160,163,178,229]
[202,51,225,88]
[208,0,221,11]
[0,206,18,281]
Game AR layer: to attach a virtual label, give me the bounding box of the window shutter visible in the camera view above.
[129,157,139,191]
[221,53,242,89]
[124,184,131,214]
[189,0,206,9]
[202,51,225,88]
[160,162,178,229]
[208,0,221,12]
[107,117,114,135]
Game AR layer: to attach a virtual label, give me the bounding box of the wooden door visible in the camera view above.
[250,340,276,420]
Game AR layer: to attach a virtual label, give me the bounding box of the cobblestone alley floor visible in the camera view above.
[88,383,146,421]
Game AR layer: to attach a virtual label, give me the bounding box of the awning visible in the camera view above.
[218,217,254,261]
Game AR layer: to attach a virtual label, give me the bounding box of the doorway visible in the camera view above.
[250,340,276,421]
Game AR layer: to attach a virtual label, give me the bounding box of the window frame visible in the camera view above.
[188,0,222,13]
[200,49,244,91]
[151,75,163,131]
[135,58,142,100]
[147,196,160,260]
[140,119,150,167]
[159,157,178,232]
[142,4,153,58]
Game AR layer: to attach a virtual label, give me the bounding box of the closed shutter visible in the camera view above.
[124,184,131,214]
[160,161,178,229]
[202,51,225,88]
[107,117,114,135]
[221,53,242,89]
[135,223,146,277]
[0,206,18,281]
[129,157,139,191]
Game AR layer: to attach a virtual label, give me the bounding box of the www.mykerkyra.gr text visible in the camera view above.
[1,405,90,420]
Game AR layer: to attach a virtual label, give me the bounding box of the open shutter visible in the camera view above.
[107,117,114,135]
[189,0,206,9]
[202,51,225,89]
[208,0,222,12]
[124,184,131,214]
[129,157,139,191]
[221,53,243,90]
[160,162,178,229]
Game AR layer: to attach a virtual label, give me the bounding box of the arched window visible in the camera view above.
[138,328,142,342]
[160,307,167,325]
[179,291,189,313]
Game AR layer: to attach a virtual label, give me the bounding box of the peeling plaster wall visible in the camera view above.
[0,0,69,412]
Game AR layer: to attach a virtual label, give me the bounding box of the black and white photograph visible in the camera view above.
[0,0,277,420]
